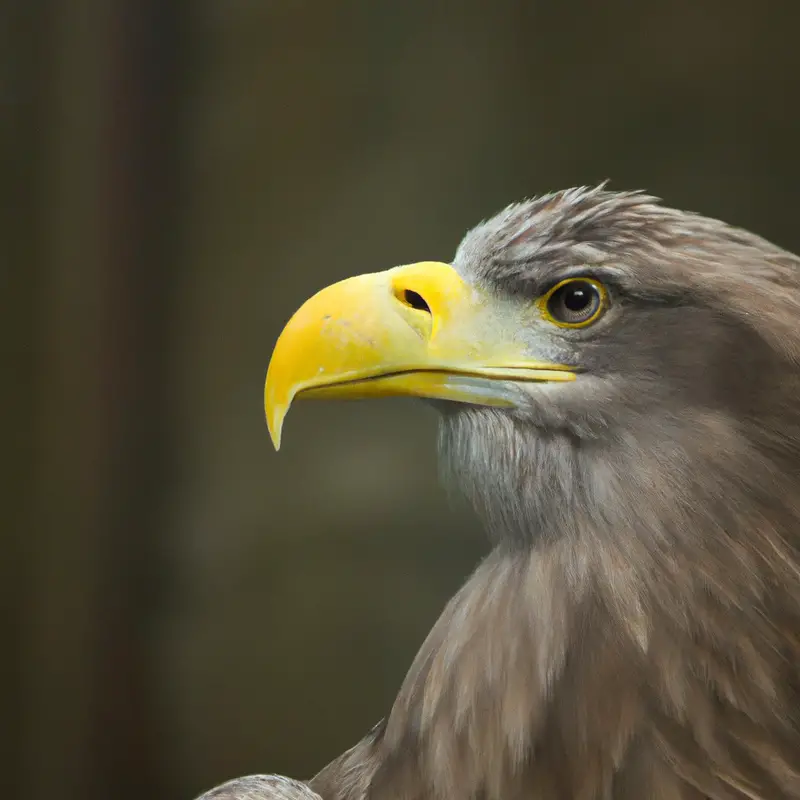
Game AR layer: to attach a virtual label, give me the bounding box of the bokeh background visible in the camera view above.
[7,1,800,798]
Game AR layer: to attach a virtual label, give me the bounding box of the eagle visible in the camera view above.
[197,186,800,800]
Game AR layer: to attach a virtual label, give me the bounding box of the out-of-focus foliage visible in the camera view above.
[6,2,800,799]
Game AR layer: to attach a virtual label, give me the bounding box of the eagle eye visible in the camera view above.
[541,277,607,328]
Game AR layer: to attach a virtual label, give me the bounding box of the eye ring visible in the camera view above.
[540,277,608,328]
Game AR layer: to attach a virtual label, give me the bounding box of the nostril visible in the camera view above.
[399,289,431,314]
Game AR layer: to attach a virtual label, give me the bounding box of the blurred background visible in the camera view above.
[6,1,800,798]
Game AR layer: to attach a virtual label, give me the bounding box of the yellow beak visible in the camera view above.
[265,261,576,449]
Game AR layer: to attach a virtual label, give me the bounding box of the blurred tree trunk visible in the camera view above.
[3,1,42,795]
[15,2,191,799]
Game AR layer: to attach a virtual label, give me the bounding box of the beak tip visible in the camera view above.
[265,371,286,451]
[267,413,284,452]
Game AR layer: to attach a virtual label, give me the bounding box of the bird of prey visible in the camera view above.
[197,186,800,800]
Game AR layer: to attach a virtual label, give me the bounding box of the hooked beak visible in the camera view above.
[265,261,575,449]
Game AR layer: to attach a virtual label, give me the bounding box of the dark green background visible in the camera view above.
[6,2,800,798]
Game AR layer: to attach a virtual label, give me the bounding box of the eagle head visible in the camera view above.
[267,186,800,546]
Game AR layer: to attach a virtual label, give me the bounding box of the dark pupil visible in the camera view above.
[564,286,590,312]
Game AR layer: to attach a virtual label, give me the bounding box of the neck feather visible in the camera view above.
[315,406,800,800]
